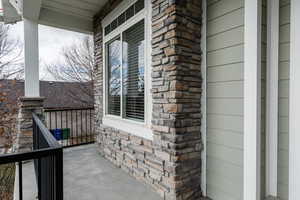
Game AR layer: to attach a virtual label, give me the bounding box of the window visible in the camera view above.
[104,0,145,36]
[106,20,145,121]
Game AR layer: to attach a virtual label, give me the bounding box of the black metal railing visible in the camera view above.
[0,113,63,200]
[44,107,95,148]
[33,113,63,200]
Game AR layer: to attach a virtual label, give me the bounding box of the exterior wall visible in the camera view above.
[205,0,244,199]
[278,0,290,199]
[93,1,203,199]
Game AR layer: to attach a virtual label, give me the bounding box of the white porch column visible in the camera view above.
[244,0,262,199]
[289,0,300,199]
[266,0,279,197]
[24,18,39,97]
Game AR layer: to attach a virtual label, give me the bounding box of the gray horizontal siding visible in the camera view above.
[206,0,244,199]
[278,1,290,200]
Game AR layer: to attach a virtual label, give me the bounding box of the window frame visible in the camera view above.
[101,0,152,139]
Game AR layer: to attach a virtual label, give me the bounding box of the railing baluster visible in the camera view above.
[85,110,88,143]
[89,109,93,142]
[50,112,52,130]
[81,110,83,144]
[55,111,58,130]
[19,161,23,200]
[38,158,42,200]
[76,110,78,145]
[66,111,68,146]
[61,111,63,129]
[55,149,63,200]
[71,110,73,146]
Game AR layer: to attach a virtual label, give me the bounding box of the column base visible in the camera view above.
[14,97,45,153]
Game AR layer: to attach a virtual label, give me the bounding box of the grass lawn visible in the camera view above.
[0,164,15,200]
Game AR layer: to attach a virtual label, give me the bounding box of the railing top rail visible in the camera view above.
[32,113,61,148]
[0,147,62,165]
[44,107,94,112]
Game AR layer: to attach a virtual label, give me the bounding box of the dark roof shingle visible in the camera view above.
[0,80,94,109]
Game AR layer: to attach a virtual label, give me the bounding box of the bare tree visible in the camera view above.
[0,23,23,152]
[0,24,22,200]
[0,79,20,199]
[47,36,94,82]
[0,23,23,79]
[46,36,94,105]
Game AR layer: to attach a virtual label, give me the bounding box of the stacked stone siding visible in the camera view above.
[93,0,203,199]
[15,97,45,152]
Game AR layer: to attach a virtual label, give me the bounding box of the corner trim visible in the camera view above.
[289,0,300,199]
[244,0,262,199]
[266,0,279,196]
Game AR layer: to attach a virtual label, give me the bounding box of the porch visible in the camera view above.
[3,0,300,199]
[17,144,162,200]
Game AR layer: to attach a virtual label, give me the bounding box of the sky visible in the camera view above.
[8,22,88,80]
[0,0,89,81]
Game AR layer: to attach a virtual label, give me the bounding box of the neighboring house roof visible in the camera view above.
[0,79,94,109]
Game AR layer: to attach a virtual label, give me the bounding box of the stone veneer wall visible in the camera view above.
[93,0,203,199]
[15,97,45,153]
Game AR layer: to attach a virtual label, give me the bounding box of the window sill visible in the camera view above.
[102,115,153,140]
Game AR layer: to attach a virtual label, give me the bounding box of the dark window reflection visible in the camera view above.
[107,37,121,116]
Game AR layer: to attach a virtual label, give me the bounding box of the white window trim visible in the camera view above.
[266,0,279,197]
[201,0,207,196]
[289,0,300,199]
[244,0,262,199]
[101,0,152,140]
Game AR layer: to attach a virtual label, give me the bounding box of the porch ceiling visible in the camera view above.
[3,0,110,34]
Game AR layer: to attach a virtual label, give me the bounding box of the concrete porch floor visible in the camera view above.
[20,144,162,200]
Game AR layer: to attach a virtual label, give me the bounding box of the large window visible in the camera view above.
[106,20,145,121]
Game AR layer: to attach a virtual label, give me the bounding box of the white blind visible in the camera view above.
[122,20,145,121]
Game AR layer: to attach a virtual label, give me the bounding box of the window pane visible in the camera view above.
[122,20,145,121]
[135,0,144,13]
[104,25,111,35]
[111,19,118,31]
[125,5,135,20]
[118,12,126,26]
[107,38,121,116]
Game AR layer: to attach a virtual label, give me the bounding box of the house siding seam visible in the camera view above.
[93,0,203,200]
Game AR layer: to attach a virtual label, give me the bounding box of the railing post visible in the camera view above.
[55,149,63,200]
[18,161,23,200]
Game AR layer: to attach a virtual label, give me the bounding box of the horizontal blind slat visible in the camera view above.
[123,20,145,121]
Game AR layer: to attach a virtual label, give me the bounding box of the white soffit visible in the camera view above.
[3,0,109,33]
[39,0,109,34]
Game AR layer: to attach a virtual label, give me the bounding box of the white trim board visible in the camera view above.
[244,0,262,199]
[266,0,279,197]
[289,0,300,199]
[101,0,152,140]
